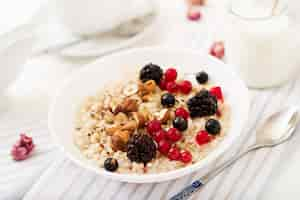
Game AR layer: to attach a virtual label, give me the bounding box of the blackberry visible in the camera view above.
[139,63,163,84]
[104,158,119,172]
[205,119,221,135]
[127,134,156,164]
[187,89,218,118]
[196,71,209,84]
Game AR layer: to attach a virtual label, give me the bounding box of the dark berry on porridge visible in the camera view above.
[173,117,188,132]
[196,71,209,84]
[139,63,163,84]
[205,119,221,135]
[104,158,119,172]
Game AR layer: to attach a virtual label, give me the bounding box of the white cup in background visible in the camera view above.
[54,0,155,36]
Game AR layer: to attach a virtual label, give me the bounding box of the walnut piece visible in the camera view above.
[114,98,138,114]
[106,125,121,136]
[121,120,138,133]
[111,130,130,152]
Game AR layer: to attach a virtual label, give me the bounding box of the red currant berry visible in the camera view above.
[166,128,182,142]
[179,80,192,94]
[158,139,171,154]
[165,68,177,82]
[175,107,189,120]
[209,86,223,102]
[159,79,167,90]
[196,130,211,145]
[147,120,162,135]
[153,130,166,143]
[210,41,225,59]
[168,146,181,160]
[180,150,192,163]
[166,81,178,93]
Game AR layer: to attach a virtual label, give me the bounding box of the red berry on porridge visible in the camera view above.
[73,63,230,174]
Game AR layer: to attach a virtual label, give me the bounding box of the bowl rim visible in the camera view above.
[48,46,250,183]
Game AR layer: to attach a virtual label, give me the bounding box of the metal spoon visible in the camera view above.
[170,106,300,200]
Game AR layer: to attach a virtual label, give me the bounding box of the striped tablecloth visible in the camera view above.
[2,0,300,199]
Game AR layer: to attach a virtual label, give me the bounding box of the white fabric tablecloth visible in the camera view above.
[1,0,300,199]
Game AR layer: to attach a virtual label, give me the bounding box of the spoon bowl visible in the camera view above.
[255,106,300,147]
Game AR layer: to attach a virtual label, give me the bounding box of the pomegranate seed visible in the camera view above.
[210,41,225,59]
[179,80,192,94]
[166,81,179,93]
[158,139,172,154]
[166,128,182,142]
[187,11,201,21]
[168,146,181,160]
[153,130,166,143]
[165,68,178,82]
[175,107,189,120]
[147,120,162,135]
[159,79,167,90]
[180,150,192,163]
[209,86,223,102]
[196,130,211,145]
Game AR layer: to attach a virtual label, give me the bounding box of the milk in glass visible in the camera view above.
[226,0,300,88]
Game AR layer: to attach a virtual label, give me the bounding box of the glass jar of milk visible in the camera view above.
[225,0,300,88]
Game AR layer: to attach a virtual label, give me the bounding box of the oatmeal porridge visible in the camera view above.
[73,63,230,174]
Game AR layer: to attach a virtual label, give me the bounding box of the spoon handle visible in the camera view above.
[170,145,260,200]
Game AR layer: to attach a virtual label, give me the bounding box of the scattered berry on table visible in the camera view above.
[158,139,172,154]
[187,89,218,118]
[209,86,223,102]
[104,158,119,172]
[196,130,211,145]
[180,150,192,163]
[165,68,178,82]
[187,10,202,21]
[11,134,35,161]
[179,80,192,94]
[168,146,181,160]
[210,41,225,59]
[166,128,182,142]
[153,130,167,143]
[166,81,179,93]
[205,119,221,135]
[196,71,209,84]
[161,93,176,107]
[140,63,163,84]
[173,117,188,131]
[175,107,189,120]
[127,134,157,163]
[147,120,162,135]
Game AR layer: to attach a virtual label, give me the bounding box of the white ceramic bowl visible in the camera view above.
[48,47,250,183]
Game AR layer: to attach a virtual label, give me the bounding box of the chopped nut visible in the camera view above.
[121,120,138,133]
[103,111,114,124]
[144,80,156,93]
[131,112,147,128]
[111,130,130,151]
[114,98,138,114]
[142,94,152,102]
[106,125,121,135]
[114,112,128,125]
[156,109,171,124]
[123,83,138,96]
